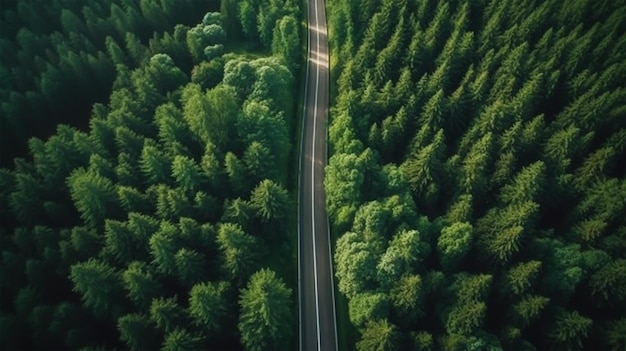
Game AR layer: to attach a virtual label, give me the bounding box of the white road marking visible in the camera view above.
[299,0,336,350]
[312,0,323,348]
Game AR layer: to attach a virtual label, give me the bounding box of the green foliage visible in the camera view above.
[390,274,423,320]
[223,60,256,99]
[335,231,380,299]
[2,1,303,349]
[243,141,277,184]
[548,310,593,349]
[67,168,118,227]
[412,331,434,351]
[217,223,260,284]
[188,281,230,332]
[122,261,162,310]
[174,248,207,287]
[437,222,473,272]
[150,297,186,333]
[272,16,300,71]
[325,151,368,228]
[356,319,400,351]
[444,301,487,335]
[161,328,204,351]
[171,155,204,194]
[117,313,158,351]
[606,318,626,351]
[238,269,293,351]
[590,259,626,303]
[149,221,180,276]
[349,292,390,328]
[513,295,550,327]
[377,229,425,287]
[70,259,123,318]
[505,261,542,295]
[250,179,290,221]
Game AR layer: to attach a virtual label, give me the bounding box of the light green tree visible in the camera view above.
[250,179,290,221]
[357,319,401,351]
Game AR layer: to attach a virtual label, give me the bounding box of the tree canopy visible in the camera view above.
[326,0,626,349]
[0,0,301,349]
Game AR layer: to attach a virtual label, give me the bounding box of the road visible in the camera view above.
[297,0,337,350]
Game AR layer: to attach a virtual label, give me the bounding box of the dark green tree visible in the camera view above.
[216,223,260,284]
[188,281,230,333]
[150,297,186,333]
[117,313,159,351]
[174,248,207,287]
[70,259,123,318]
[238,269,293,351]
[548,310,593,350]
[122,261,162,310]
[67,168,118,227]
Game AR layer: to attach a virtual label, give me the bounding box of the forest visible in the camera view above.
[0,0,302,349]
[326,0,625,350]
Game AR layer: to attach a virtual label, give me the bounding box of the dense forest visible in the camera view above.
[326,0,625,350]
[0,0,301,349]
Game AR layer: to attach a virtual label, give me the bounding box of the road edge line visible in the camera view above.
[297,0,311,349]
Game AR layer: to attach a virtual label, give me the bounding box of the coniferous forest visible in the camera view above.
[326,0,625,350]
[0,0,301,349]
[1,0,625,350]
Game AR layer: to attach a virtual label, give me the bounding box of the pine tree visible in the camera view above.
[549,310,592,349]
[505,261,542,295]
[117,313,158,351]
[149,221,180,275]
[67,168,118,227]
[224,152,248,196]
[150,297,186,333]
[250,179,290,221]
[606,318,626,351]
[238,269,293,351]
[140,140,172,184]
[445,301,487,336]
[122,261,162,310]
[590,259,626,303]
[437,222,473,272]
[216,223,260,284]
[70,259,123,318]
[174,248,207,287]
[512,294,550,327]
[161,328,204,351]
[188,281,230,333]
[171,155,204,195]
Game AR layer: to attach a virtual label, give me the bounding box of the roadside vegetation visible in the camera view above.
[326,0,626,350]
[0,0,301,349]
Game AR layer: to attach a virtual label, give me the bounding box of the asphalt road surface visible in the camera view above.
[297,0,337,350]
